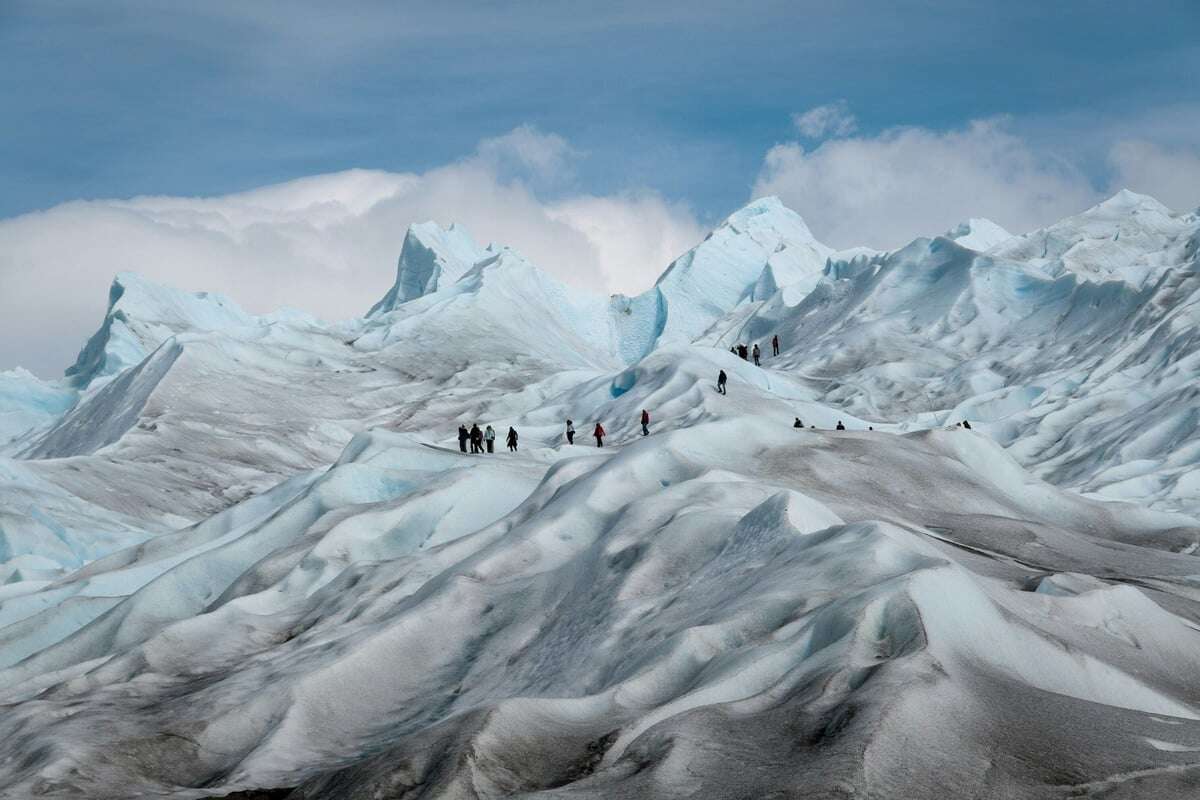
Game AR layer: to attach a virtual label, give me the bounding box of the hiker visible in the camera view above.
[458,424,469,453]
[506,426,519,452]
[594,422,606,447]
[565,419,575,445]
[794,417,803,428]
[470,423,483,453]
[484,424,496,453]
[962,420,972,430]
[737,343,749,360]
[752,343,761,366]
[772,334,780,356]
[640,409,650,436]
[717,369,727,395]
[730,346,738,355]
[836,421,846,431]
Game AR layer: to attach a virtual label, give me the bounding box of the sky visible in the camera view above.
[2,0,1200,376]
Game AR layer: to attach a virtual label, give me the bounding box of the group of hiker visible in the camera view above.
[793,418,860,431]
[728,334,780,367]
[719,334,781,392]
[458,423,519,453]
[790,417,972,432]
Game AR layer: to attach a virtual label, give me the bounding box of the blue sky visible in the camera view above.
[3,0,1198,221]
[2,1,1200,377]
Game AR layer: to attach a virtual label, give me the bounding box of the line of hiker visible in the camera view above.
[458,423,518,454]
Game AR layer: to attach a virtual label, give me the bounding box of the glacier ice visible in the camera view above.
[1,190,1200,798]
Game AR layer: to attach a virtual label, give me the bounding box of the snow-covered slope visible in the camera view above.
[990,189,1194,287]
[717,193,1200,511]
[5,191,1200,798]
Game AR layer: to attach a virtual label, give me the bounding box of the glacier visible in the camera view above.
[2,193,1200,798]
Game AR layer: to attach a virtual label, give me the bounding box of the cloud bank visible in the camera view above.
[753,108,1200,250]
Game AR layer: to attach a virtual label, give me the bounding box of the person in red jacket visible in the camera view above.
[640,409,650,436]
[594,422,606,447]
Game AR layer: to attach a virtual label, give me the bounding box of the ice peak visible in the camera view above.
[721,196,817,241]
[65,273,252,389]
[1090,189,1174,217]
[105,272,246,324]
[945,218,1013,251]
[367,221,485,315]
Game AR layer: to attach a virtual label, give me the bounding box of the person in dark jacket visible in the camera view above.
[640,409,650,436]
[737,343,749,360]
[470,423,483,453]
[594,422,606,447]
[458,424,469,453]
[506,427,519,452]
[772,334,780,356]
[717,369,727,394]
[752,343,761,366]
[962,420,972,429]
[565,419,575,444]
[836,420,846,431]
[794,417,803,428]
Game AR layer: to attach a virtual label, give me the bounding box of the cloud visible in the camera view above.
[474,125,580,185]
[791,101,858,139]
[753,116,1103,249]
[1107,140,1200,213]
[0,128,702,377]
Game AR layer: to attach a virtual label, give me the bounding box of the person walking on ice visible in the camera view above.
[484,424,496,453]
[458,424,469,453]
[640,409,650,436]
[470,423,483,453]
[565,419,575,444]
[594,422,606,447]
[836,420,846,430]
[752,343,761,366]
[717,369,727,394]
[506,426,519,452]
[772,334,780,357]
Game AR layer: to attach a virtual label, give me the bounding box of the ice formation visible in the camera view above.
[2,192,1200,798]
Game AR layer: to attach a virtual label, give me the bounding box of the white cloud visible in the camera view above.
[754,117,1102,249]
[474,125,579,184]
[0,129,702,377]
[791,100,857,139]
[1107,140,1200,213]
